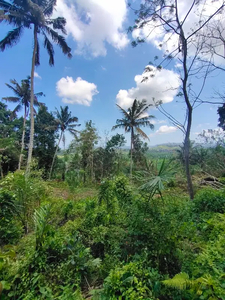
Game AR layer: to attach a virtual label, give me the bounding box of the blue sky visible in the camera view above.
[0,0,223,147]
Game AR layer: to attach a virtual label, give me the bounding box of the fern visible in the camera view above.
[162,273,193,290]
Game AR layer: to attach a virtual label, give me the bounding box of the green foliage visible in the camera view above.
[0,171,48,233]
[33,204,52,251]
[34,105,57,177]
[0,101,22,175]
[163,273,192,290]
[1,169,225,300]
[0,189,22,245]
[136,158,176,199]
[193,188,225,214]
[218,103,225,131]
[94,262,161,300]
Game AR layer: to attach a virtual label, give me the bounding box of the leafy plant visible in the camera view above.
[193,188,225,214]
[135,158,176,200]
[93,262,161,300]
[0,171,48,233]
[33,204,52,251]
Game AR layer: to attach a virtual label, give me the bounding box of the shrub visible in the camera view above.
[94,262,161,300]
[193,188,225,214]
[0,171,49,233]
[0,190,22,245]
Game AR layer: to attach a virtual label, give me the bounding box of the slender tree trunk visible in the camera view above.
[18,107,27,170]
[49,131,63,180]
[26,25,38,175]
[0,164,3,179]
[130,128,134,178]
[91,152,94,182]
[181,28,194,200]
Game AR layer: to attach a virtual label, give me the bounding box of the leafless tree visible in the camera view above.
[130,0,225,199]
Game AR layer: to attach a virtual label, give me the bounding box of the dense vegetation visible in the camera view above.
[1,0,225,299]
[1,96,225,299]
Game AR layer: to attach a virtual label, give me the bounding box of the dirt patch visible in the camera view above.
[50,185,97,201]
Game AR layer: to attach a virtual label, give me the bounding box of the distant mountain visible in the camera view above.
[150,143,181,149]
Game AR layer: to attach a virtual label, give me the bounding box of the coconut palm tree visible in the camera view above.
[49,106,80,180]
[112,99,155,177]
[2,77,44,170]
[0,0,72,174]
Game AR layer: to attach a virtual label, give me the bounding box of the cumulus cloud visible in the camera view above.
[56,76,98,106]
[55,0,129,57]
[116,65,180,109]
[151,119,167,125]
[34,72,41,79]
[156,125,178,134]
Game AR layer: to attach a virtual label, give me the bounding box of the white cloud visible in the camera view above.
[55,0,129,57]
[101,66,107,71]
[116,65,180,109]
[133,0,225,65]
[151,119,167,125]
[156,125,178,134]
[56,76,98,106]
[34,72,41,79]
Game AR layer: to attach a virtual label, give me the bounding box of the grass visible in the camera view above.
[47,180,98,201]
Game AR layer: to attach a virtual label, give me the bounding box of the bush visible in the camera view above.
[193,188,225,214]
[0,190,22,245]
[0,171,49,233]
[94,262,161,300]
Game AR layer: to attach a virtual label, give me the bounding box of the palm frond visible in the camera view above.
[0,9,29,27]
[116,104,130,119]
[2,96,20,103]
[43,26,72,58]
[136,119,155,130]
[68,116,78,123]
[10,103,22,119]
[13,79,23,95]
[5,82,21,96]
[0,25,23,51]
[47,17,67,34]
[68,128,80,136]
[112,118,131,132]
[43,32,54,66]
[136,115,155,122]
[136,127,149,140]
[43,0,57,17]
[35,92,44,98]
[68,123,80,128]
[0,0,13,10]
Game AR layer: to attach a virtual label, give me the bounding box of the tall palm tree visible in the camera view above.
[0,0,72,174]
[49,106,80,180]
[2,77,44,170]
[112,99,155,177]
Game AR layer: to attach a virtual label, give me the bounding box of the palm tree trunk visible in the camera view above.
[49,131,63,180]
[26,25,38,175]
[18,106,27,170]
[130,128,134,178]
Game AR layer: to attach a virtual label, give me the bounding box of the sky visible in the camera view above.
[0,0,224,147]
